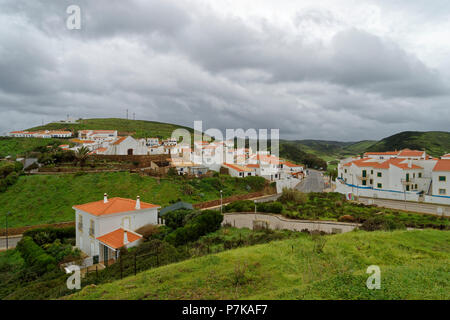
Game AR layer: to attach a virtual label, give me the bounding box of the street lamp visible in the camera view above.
[220,190,223,214]
[5,212,11,251]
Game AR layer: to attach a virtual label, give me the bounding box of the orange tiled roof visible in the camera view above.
[344,158,422,170]
[112,136,127,145]
[246,164,260,168]
[433,159,450,172]
[73,197,160,216]
[364,151,399,156]
[96,228,142,249]
[397,149,425,157]
[282,161,302,167]
[223,163,252,172]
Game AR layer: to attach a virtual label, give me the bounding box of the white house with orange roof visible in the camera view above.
[78,130,117,141]
[222,163,253,177]
[105,136,148,155]
[432,159,450,198]
[336,149,450,204]
[73,194,160,264]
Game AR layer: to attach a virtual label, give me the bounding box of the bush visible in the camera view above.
[23,226,75,246]
[338,215,356,223]
[360,217,405,231]
[163,209,198,230]
[135,224,162,241]
[257,201,283,214]
[224,200,254,213]
[165,210,223,246]
[278,188,308,205]
[16,236,57,274]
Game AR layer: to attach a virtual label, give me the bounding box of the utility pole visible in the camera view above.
[5,212,10,250]
[126,109,128,120]
[220,190,223,214]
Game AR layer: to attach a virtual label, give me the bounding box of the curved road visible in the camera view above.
[295,170,325,193]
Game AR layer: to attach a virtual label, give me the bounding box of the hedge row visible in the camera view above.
[16,236,57,274]
[23,226,75,246]
[165,210,223,246]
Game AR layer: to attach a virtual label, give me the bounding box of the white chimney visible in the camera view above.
[123,230,129,245]
[408,159,412,168]
[135,196,141,210]
[104,193,108,203]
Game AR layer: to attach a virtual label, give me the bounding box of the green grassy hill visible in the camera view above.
[0,172,265,228]
[27,118,194,139]
[366,131,450,157]
[0,137,67,158]
[67,229,449,300]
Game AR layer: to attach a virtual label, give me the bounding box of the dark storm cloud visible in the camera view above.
[0,0,448,140]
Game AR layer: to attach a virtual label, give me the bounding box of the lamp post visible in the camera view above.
[5,212,11,251]
[220,190,223,214]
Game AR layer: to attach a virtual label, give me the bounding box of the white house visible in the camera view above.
[9,130,72,138]
[222,163,253,177]
[78,130,118,141]
[432,159,450,197]
[105,136,147,155]
[73,195,160,264]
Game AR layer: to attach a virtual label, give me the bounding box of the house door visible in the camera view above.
[127,148,133,155]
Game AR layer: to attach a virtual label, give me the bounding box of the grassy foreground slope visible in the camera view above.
[0,137,66,158]
[68,229,449,300]
[0,172,265,228]
[28,118,194,139]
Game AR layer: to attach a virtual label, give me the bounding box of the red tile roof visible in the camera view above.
[344,158,422,170]
[223,163,252,172]
[397,149,425,157]
[364,151,399,156]
[112,136,127,145]
[433,159,450,172]
[96,228,142,249]
[73,197,159,216]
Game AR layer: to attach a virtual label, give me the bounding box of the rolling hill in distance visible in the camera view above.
[23,119,450,168]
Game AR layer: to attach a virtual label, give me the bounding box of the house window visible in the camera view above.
[406,185,410,191]
[370,179,373,185]
[406,173,410,182]
[377,172,382,177]
[415,184,418,190]
[239,172,243,177]
[377,183,382,188]
[418,172,422,178]
[89,219,95,237]
[371,170,373,175]
[362,170,367,178]
[78,214,83,231]
[362,180,367,186]
[439,176,446,182]
[345,169,347,173]
[439,189,446,195]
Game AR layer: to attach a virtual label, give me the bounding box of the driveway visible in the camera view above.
[295,170,325,193]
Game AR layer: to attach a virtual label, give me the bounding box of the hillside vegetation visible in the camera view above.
[67,229,450,300]
[27,118,194,139]
[0,137,67,158]
[0,172,266,228]
[366,131,450,157]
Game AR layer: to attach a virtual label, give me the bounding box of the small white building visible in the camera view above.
[73,195,160,263]
[78,130,118,141]
[105,136,147,155]
[222,163,253,177]
[432,159,450,197]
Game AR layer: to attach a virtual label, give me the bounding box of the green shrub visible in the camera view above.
[257,201,283,214]
[16,236,57,274]
[165,210,223,246]
[279,188,309,205]
[23,226,75,246]
[224,200,254,213]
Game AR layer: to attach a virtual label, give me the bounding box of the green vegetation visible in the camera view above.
[279,141,328,170]
[0,160,23,192]
[0,137,69,158]
[366,131,450,157]
[0,173,267,228]
[27,118,194,139]
[226,191,449,230]
[67,229,450,300]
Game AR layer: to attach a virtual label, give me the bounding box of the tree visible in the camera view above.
[75,146,90,167]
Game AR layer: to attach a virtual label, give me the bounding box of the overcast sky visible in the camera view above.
[0,0,449,141]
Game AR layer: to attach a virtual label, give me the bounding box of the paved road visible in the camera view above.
[358,196,450,217]
[0,235,22,250]
[295,170,325,193]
